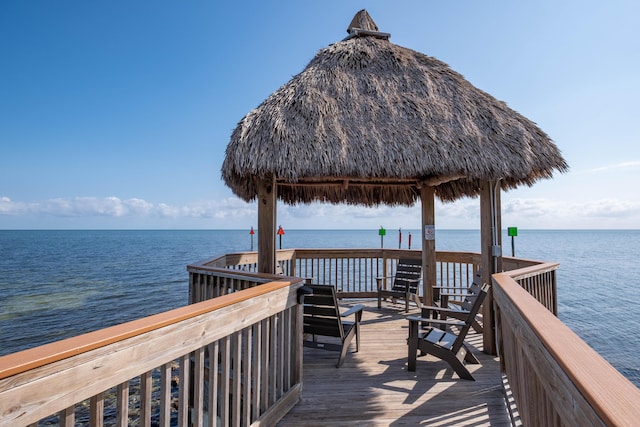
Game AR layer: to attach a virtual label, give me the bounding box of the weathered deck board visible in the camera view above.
[278,300,513,426]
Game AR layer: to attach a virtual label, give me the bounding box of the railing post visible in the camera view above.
[381,251,388,284]
[188,272,195,305]
[290,251,297,277]
[551,270,558,315]
[480,181,497,355]
[257,177,277,274]
[420,185,436,306]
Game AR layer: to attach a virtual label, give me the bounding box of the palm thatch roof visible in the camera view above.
[222,9,568,206]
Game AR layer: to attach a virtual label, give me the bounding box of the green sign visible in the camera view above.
[378,227,386,236]
[508,227,518,237]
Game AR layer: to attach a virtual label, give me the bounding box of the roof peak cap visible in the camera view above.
[345,9,390,40]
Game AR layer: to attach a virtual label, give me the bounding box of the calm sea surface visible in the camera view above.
[1,229,639,387]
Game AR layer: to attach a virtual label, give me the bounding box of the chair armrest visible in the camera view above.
[440,297,467,306]
[341,304,364,318]
[376,276,393,290]
[420,303,460,312]
[420,305,469,316]
[407,316,466,328]
[439,290,469,297]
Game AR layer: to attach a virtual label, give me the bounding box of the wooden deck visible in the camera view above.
[278,299,515,426]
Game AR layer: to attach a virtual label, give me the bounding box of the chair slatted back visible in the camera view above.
[451,283,489,352]
[303,285,344,339]
[460,270,484,311]
[391,258,422,294]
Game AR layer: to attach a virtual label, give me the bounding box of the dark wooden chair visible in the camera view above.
[303,284,364,368]
[377,258,422,312]
[407,283,489,380]
[426,268,484,333]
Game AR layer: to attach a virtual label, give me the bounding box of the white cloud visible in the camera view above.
[579,199,640,218]
[1,196,164,218]
[0,197,22,214]
[125,198,155,215]
[156,203,181,218]
[502,197,640,228]
[585,161,640,174]
[278,200,482,229]
[1,194,639,229]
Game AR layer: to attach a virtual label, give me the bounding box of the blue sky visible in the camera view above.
[1,1,639,230]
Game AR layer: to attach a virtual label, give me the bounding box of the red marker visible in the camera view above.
[277,225,285,249]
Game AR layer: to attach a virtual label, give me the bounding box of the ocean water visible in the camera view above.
[1,229,639,387]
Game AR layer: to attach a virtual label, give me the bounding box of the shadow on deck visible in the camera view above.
[278,300,514,426]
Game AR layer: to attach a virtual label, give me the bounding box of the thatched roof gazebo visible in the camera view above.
[222,10,567,352]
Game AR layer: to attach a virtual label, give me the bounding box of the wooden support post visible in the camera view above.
[257,177,277,274]
[421,185,436,307]
[493,185,503,274]
[480,181,500,355]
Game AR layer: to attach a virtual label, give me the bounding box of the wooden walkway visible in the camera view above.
[278,300,515,427]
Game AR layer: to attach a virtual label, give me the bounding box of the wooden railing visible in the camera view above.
[187,263,280,304]
[0,275,306,427]
[0,249,580,426]
[190,249,481,299]
[493,266,640,426]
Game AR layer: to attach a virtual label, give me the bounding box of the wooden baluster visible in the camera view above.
[90,392,104,427]
[178,354,190,427]
[59,406,74,427]
[159,362,172,427]
[140,371,152,427]
[192,347,205,427]
[116,380,129,427]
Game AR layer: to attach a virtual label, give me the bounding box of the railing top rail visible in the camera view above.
[192,248,495,267]
[493,270,640,425]
[0,278,304,380]
[290,248,419,256]
[187,253,257,269]
[186,262,288,281]
[500,261,560,280]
